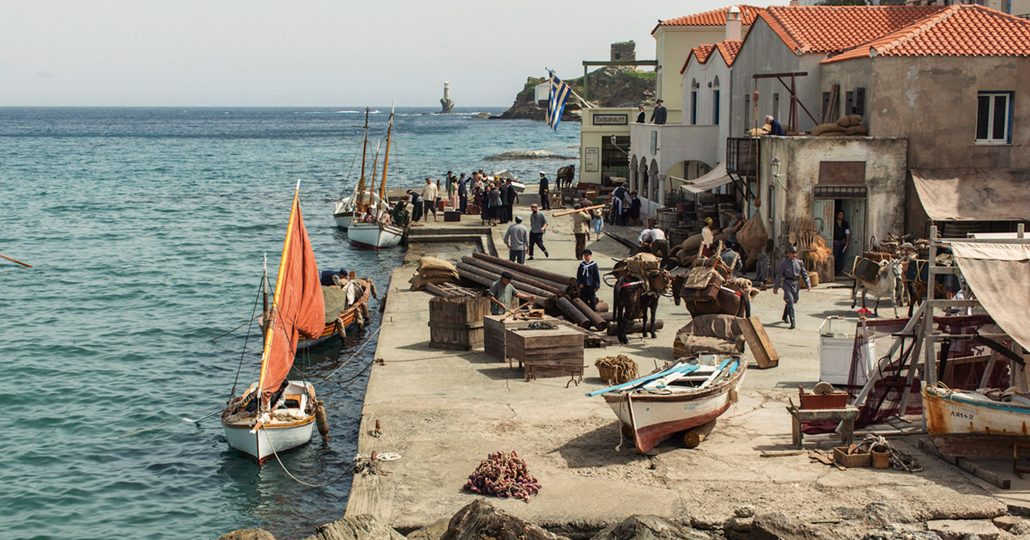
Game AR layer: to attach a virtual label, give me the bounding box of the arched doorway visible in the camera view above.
[649,159,659,203]
[629,154,638,192]
[639,158,649,202]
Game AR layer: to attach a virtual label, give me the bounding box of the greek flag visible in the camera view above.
[546,74,571,131]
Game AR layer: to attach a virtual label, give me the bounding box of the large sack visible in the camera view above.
[837,114,863,128]
[844,124,868,135]
[813,124,846,136]
[623,252,661,280]
[418,256,456,273]
[735,214,768,256]
[683,266,721,290]
[673,334,743,358]
[678,314,741,341]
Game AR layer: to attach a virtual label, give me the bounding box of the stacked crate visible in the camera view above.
[428,295,489,350]
[484,314,557,360]
[507,326,585,382]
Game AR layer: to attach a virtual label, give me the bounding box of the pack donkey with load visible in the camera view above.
[607,253,672,344]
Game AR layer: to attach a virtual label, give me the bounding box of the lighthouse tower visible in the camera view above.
[440,81,455,113]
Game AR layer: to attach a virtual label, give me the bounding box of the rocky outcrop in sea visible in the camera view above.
[495,67,657,121]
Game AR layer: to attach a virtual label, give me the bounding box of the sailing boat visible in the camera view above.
[332,108,382,229]
[347,108,405,249]
[222,181,329,463]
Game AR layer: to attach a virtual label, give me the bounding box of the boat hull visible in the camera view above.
[222,380,318,463]
[923,384,1030,457]
[603,359,745,453]
[347,223,404,249]
[333,212,353,229]
[297,281,372,350]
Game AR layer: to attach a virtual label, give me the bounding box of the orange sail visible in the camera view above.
[258,183,326,396]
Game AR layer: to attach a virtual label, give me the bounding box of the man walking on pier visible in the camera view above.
[421,178,438,222]
[577,249,600,310]
[774,245,810,329]
[502,179,518,223]
[528,204,549,260]
[504,216,529,264]
[573,203,591,260]
[458,173,469,214]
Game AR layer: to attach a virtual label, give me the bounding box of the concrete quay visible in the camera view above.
[344,203,1023,538]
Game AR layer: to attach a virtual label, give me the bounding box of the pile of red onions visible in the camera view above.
[463,450,540,502]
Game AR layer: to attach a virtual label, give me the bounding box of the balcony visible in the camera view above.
[629,122,719,176]
[726,137,760,177]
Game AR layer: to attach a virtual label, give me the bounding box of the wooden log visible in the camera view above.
[472,252,577,287]
[683,419,717,448]
[460,256,566,295]
[606,320,665,335]
[551,203,606,218]
[455,263,554,299]
[423,283,451,297]
[456,269,549,308]
[0,252,32,268]
[555,296,590,327]
[572,297,608,330]
[595,300,609,313]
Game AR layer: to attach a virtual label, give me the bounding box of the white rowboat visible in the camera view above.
[347,222,404,249]
[222,381,318,462]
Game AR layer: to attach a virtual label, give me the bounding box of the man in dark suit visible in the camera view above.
[651,99,667,125]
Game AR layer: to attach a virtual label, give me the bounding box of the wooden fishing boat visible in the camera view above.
[298,278,374,350]
[923,383,1030,458]
[222,181,329,463]
[346,107,405,250]
[590,354,746,453]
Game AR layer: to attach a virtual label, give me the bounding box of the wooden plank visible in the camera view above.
[738,316,779,369]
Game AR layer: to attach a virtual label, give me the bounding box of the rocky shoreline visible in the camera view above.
[495,67,656,121]
[220,499,1030,539]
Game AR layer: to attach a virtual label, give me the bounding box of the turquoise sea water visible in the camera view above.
[0,107,578,539]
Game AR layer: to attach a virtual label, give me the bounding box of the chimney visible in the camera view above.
[725,6,742,42]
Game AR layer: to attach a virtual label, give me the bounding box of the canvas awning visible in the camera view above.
[676,163,732,194]
[911,168,1030,222]
[950,241,1030,352]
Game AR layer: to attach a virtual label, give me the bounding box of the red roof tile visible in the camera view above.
[653,5,762,34]
[824,5,1030,63]
[759,5,946,55]
[680,40,743,74]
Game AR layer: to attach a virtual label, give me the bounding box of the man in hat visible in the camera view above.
[651,99,667,125]
[577,249,601,310]
[538,172,550,210]
[503,215,529,264]
[489,271,531,315]
[774,245,810,329]
[572,203,591,259]
[457,172,469,214]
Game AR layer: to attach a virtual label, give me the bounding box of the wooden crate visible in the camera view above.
[429,296,489,350]
[507,326,584,382]
[484,314,556,360]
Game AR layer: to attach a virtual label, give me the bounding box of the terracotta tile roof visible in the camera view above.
[653,5,762,34]
[823,5,1030,63]
[758,5,946,55]
[680,40,744,73]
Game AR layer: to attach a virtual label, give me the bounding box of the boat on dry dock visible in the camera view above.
[221,181,329,463]
[589,354,746,453]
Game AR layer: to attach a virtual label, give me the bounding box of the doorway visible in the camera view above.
[601,136,630,184]
[813,192,866,277]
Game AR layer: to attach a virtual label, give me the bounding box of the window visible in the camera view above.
[845,91,854,116]
[772,93,780,123]
[690,79,698,125]
[744,95,750,133]
[976,91,1012,143]
[713,77,721,125]
[821,91,831,122]
[854,87,866,117]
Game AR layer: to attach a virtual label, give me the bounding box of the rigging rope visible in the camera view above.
[229,277,266,401]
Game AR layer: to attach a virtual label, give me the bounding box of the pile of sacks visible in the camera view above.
[811,114,867,136]
[409,256,458,290]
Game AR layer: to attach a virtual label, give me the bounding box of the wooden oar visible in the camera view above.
[0,252,32,268]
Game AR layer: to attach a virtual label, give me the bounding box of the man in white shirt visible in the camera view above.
[638,218,668,257]
[421,178,438,222]
[701,217,715,256]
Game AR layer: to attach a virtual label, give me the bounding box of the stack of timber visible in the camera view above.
[508,325,585,382]
[484,313,556,360]
[428,295,489,350]
[424,282,480,298]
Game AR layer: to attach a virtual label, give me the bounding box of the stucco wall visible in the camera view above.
[758,136,908,248]
[682,53,732,164]
[579,108,634,185]
[655,27,729,112]
[819,58,872,123]
[730,18,824,137]
[866,56,1030,170]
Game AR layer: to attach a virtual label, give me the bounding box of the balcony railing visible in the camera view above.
[726,137,759,177]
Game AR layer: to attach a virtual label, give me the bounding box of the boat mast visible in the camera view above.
[257,180,302,412]
[261,253,271,340]
[355,108,370,211]
[368,139,382,192]
[378,107,395,207]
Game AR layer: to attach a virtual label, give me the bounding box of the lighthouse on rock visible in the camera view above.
[440,81,455,113]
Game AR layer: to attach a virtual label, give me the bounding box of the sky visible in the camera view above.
[2,1,785,107]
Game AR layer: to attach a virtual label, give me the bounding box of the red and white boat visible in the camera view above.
[593,354,745,453]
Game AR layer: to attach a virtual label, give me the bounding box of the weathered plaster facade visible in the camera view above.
[729,18,824,137]
[758,136,908,251]
[654,26,727,112]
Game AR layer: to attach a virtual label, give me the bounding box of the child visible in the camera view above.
[576,249,601,310]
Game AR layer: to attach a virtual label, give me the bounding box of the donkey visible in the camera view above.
[851,257,904,317]
[611,268,672,344]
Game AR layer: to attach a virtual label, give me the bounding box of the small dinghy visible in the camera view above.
[222,181,329,463]
[588,354,746,453]
[298,277,374,350]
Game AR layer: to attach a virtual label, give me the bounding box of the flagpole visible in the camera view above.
[545,68,594,109]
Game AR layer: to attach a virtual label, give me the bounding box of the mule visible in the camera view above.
[851,257,904,317]
[611,269,672,344]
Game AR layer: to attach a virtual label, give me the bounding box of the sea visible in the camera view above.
[0,107,579,539]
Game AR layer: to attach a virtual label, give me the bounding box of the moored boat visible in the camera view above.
[298,277,375,350]
[590,354,746,453]
[923,383,1030,457]
[346,107,405,250]
[333,191,383,229]
[222,181,329,463]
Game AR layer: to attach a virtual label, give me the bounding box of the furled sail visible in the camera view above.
[258,184,325,396]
